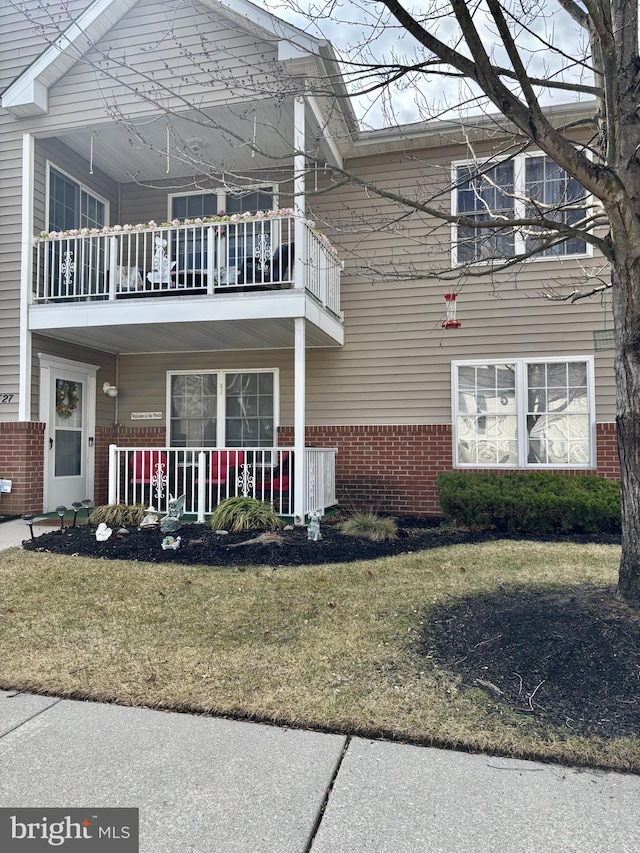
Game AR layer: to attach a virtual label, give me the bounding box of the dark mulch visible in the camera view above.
[22,516,463,567]
[421,587,640,739]
[23,518,637,740]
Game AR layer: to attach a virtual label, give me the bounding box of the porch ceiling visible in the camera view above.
[53,99,339,183]
[29,292,344,354]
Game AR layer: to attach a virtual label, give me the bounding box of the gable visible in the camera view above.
[2,0,328,118]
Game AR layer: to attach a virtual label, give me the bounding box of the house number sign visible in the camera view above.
[0,394,15,404]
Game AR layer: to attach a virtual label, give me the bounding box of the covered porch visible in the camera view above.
[107,445,337,521]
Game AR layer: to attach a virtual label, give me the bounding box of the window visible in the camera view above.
[452,154,588,264]
[168,189,275,272]
[48,166,107,231]
[169,370,277,448]
[453,357,594,468]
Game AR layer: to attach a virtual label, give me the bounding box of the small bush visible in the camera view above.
[90,504,147,528]
[209,497,284,533]
[437,472,621,535]
[339,512,399,541]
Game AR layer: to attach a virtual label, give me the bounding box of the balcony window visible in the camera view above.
[453,357,594,467]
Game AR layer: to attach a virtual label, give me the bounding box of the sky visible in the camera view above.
[258,0,591,129]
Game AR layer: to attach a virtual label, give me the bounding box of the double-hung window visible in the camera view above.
[452,154,588,264]
[453,357,594,468]
[168,369,277,448]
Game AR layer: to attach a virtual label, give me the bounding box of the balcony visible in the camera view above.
[108,445,337,521]
[30,213,343,353]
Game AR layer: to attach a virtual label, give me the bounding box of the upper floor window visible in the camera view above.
[452,154,588,264]
[452,357,594,468]
[48,166,108,231]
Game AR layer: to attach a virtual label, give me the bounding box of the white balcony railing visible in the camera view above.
[33,215,341,315]
[107,445,338,521]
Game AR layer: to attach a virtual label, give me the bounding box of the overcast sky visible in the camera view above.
[260,0,591,128]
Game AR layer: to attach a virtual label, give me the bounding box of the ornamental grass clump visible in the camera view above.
[89,504,147,528]
[339,511,398,541]
[209,497,284,533]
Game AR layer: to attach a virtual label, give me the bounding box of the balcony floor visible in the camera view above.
[29,289,344,353]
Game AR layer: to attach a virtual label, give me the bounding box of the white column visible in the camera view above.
[19,133,34,421]
[293,95,306,290]
[293,317,306,524]
[108,444,118,505]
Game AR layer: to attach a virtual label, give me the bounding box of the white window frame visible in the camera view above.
[166,368,280,448]
[451,356,595,469]
[451,153,592,266]
[46,161,110,230]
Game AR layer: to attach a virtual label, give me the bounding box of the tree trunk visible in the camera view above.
[612,256,640,605]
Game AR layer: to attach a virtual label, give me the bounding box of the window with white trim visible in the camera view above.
[168,370,277,448]
[168,189,276,272]
[452,154,588,264]
[453,357,594,468]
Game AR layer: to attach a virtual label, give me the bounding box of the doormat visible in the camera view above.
[0,515,19,524]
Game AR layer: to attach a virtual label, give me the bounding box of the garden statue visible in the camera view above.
[307,512,322,541]
[95,522,112,541]
[160,494,186,534]
[161,535,181,550]
[139,505,161,529]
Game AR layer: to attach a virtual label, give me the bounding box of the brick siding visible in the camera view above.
[0,421,621,517]
[0,422,46,514]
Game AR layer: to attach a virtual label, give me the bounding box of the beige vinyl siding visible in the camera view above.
[34,137,120,232]
[306,143,616,426]
[41,0,282,133]
[0,0,92,91]
[31,335,117,426]
[117,351,295,427]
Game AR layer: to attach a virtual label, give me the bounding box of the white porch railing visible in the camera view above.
[107,445,337,521]
[34,215,341,315]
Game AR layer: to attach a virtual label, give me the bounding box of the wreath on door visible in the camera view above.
[56,381,79,419]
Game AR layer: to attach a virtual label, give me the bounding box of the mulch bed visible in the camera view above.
[421,587,640,739]
[22,517,463,567]
[22,519,638,740]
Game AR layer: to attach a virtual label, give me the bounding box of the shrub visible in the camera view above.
[437,472,621,535]
[209,497,284,533]
[339,511,399,541]
[89,504,147,528]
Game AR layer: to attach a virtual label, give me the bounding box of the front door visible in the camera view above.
[40,357,97,512]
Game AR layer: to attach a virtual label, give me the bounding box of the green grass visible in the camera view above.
[0,539,636,772]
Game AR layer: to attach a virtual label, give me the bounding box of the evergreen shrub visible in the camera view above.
[437,472,621,535]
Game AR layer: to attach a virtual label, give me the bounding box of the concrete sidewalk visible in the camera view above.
[0,517,48,551]
[1,691,639,852]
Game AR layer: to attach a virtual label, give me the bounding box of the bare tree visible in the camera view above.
[9,0,640,601]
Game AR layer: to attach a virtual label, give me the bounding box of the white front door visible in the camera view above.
[40,356,98,512]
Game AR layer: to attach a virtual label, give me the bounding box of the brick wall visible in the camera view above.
[0,421,621,517]
[94,425,166,506]
[0,422,45,514]
[280,422,621,517]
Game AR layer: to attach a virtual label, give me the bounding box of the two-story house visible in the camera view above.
[0,0,617,522]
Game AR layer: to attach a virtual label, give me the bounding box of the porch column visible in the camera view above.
[294,95,306,290]
[293,317,306,525]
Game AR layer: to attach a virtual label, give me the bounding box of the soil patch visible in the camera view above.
[421,587,640,739]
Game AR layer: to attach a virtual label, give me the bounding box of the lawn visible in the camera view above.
[1,537,638,773]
